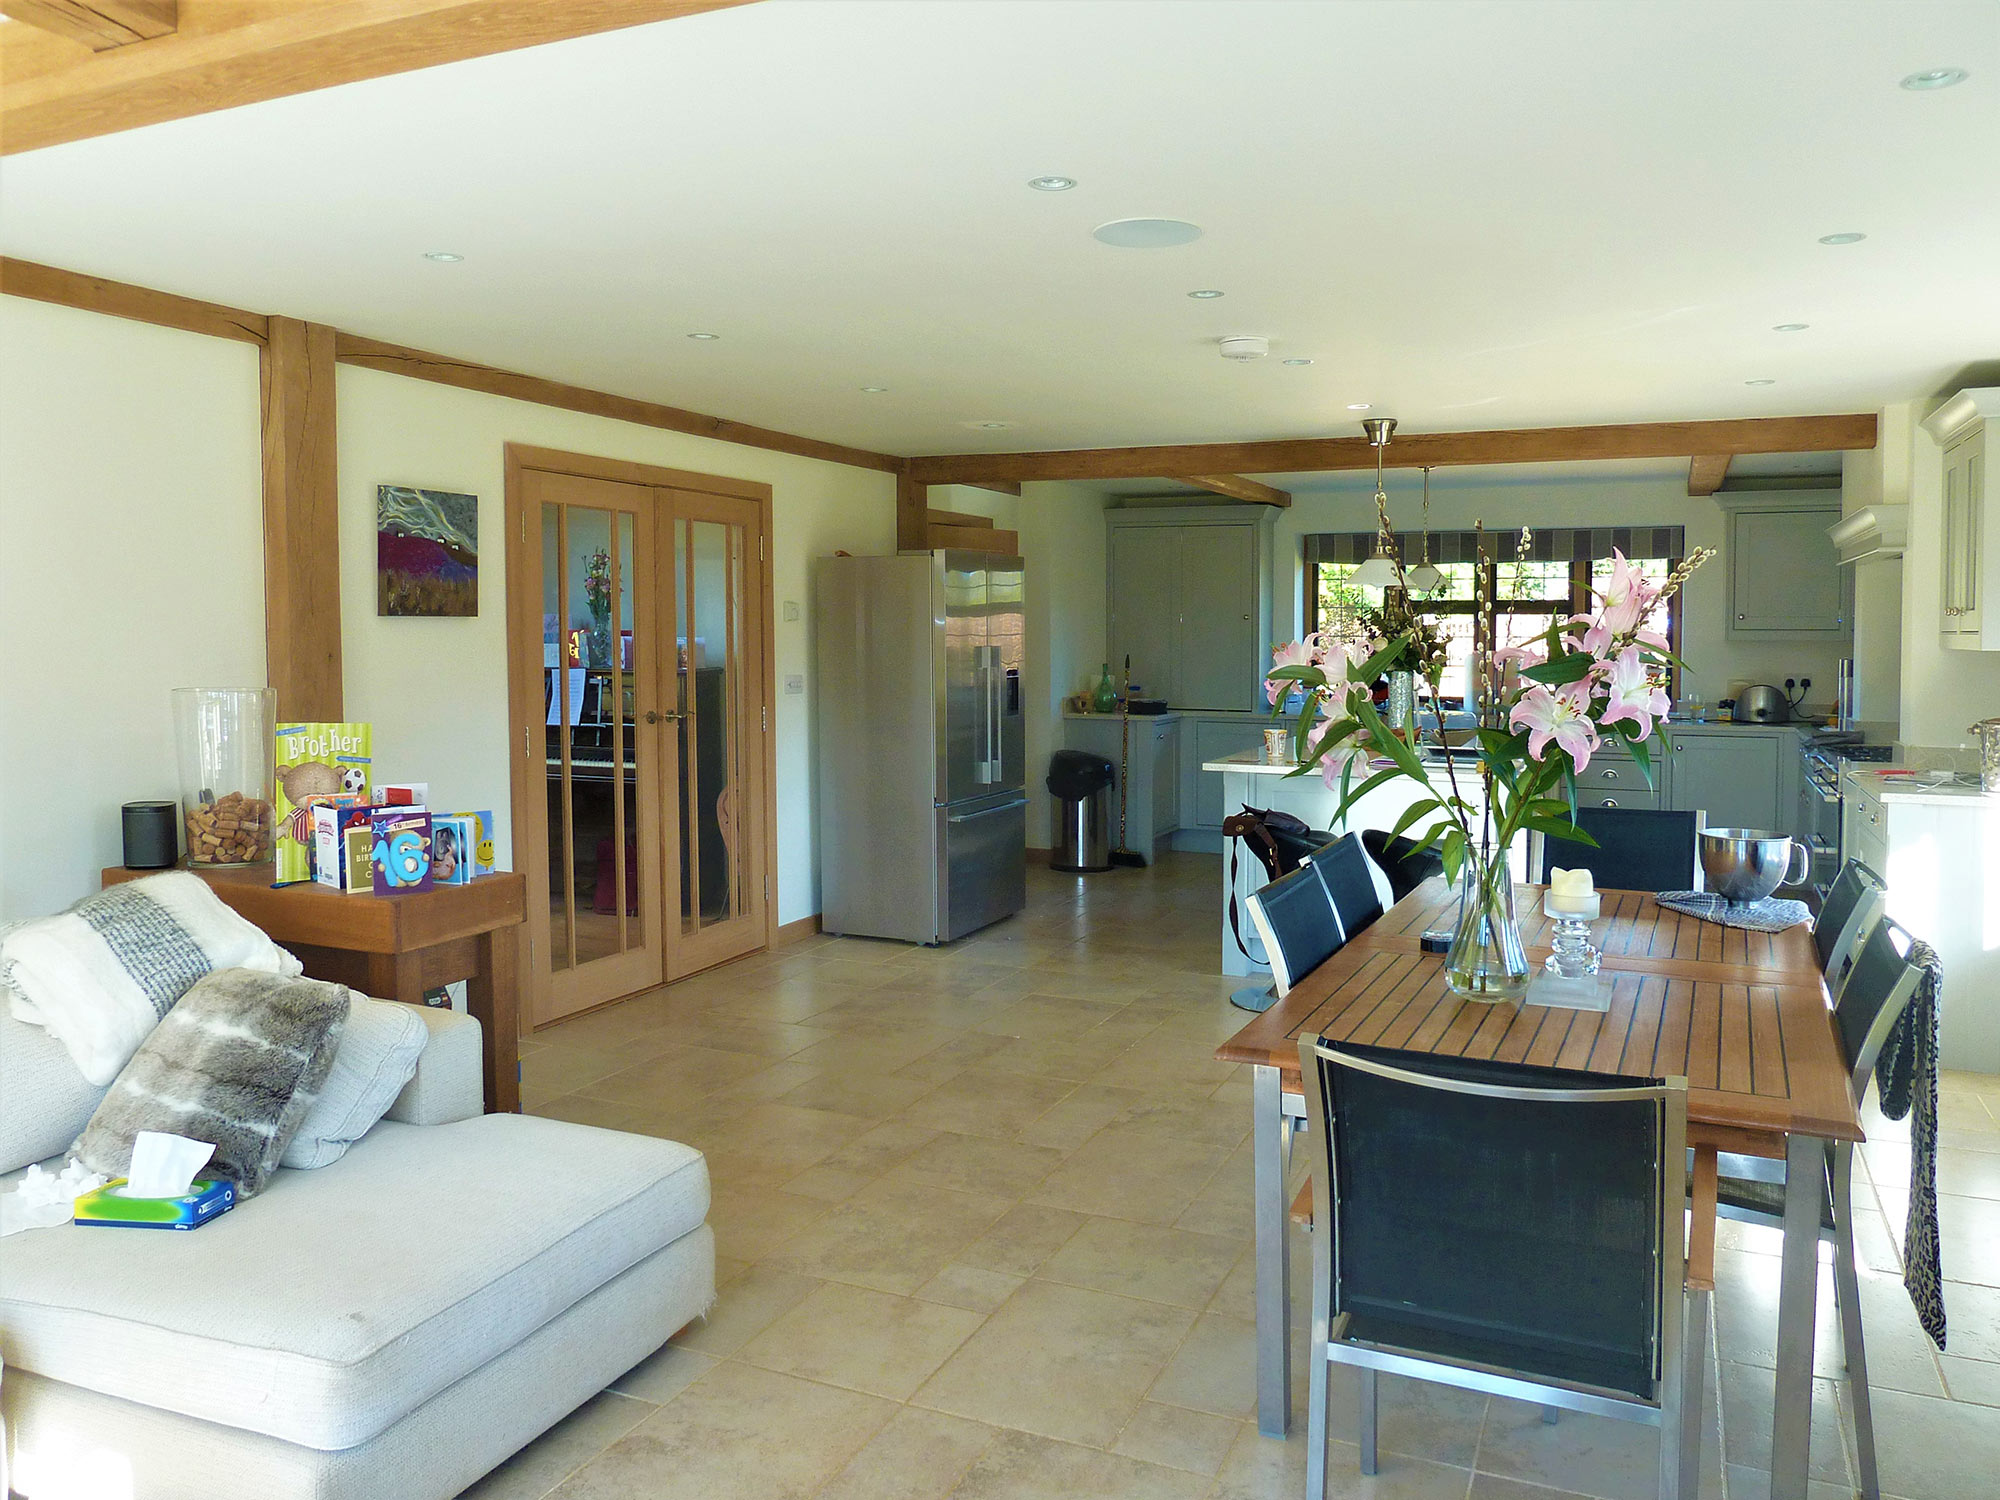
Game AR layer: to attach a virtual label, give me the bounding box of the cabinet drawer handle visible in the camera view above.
[1600,797,1619,808]
[1737,612,1746,621]
[1601,768,1619,781]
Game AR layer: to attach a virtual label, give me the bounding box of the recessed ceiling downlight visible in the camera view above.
[1901,67,1969,91]
[860,386,888,393]
[1092,218,1203,249]
[1283,358,1314,367]
[1745,378,1777,386]
[422,251,464,262]
[687,332,721,341]
[1818,232,1866,245]
[1028,175,1077,191]
[962,420,1017,431]
[1773,323,1810,332]
[1346,402,1372,411]
[1188,289,1224,299]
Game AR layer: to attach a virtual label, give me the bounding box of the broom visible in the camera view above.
[1108,653,1148,868]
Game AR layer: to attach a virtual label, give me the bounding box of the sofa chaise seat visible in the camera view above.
[0,1007,716,1500]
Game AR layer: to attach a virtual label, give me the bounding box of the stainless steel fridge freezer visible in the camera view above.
[815,550,1026,944]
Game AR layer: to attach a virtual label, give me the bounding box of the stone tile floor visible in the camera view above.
[464,854,2000,1500]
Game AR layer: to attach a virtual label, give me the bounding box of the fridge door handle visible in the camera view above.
[989,647,1003,778]
[947,794,1029,824]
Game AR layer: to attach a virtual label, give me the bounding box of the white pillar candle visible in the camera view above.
[1548,867,1596,913]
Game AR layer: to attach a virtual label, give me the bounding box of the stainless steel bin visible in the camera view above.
[1047,750,1113,873]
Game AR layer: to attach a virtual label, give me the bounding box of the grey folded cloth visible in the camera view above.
[1877,940,1946,1348]
[1655,890,1812,933]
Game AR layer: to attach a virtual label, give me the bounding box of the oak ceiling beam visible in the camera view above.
[1687,454,1731,496]
[1181,473,1292,507]
[335,332,902,474]
[905,414,1879,486]
[1,0,175,51]
[0,255,268,342]
[0,0,753,156]
[897,473,930,552]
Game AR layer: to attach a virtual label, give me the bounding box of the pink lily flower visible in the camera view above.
[1267,639,1313,703]
[1315,737,1369,789]
[1597,646,1671,739]
[1509,684,1601,771]
[1585,550,1658,646]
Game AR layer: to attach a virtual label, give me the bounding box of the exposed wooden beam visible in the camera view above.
[1,0,175,51]
[905,414,1880,486]
[335,332,901,474]
[260,317,342,721]
[926,507,992,528]
[1181,474,1291,507]
[896,472,929,552]
[1687,454,1731,496]
[0,255,267,343]
[963,478,1021,497]
[1,0,752,156]
[928,522,1019,554]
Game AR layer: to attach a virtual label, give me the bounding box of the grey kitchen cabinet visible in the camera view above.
[1059,713,1181,855]
[1923,388,2000,649]
[1148,718,1181,834]
[1172,714,1269,851]
[1107,506,1273,711]
[1569,740,1662,811]
[1718,492,1850,639]
[1659,725,1791,832]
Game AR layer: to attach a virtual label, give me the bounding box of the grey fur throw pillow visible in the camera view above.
[75,968,349,1198]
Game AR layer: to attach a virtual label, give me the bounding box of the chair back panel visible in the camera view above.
[1814,859,1886,981]
[1306,833,1386,940]
[1538,807,1697,892]
[1245,867,1342,995]
[1834,917,1925,1092]
[1305,1042,1675,1400]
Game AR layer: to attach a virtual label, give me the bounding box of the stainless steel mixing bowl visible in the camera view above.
[1699,828,1810,905]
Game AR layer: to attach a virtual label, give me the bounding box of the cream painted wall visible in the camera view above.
[1268,472,1852,711]
[0,298,265,918]
[335,366,894,927]
[1018,481,1111,847]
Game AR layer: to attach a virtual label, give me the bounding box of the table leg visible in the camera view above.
[1253,1063,1292,1437]
[1769,1130,1824,1500]
[467,928,521,1114]
[364,951,425,1005]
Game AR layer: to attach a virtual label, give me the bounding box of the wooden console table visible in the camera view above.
[103,864,525,1113]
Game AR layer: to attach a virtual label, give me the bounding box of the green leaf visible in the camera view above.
[1265,664,1327,688]
[1329,766,1408,829]
[1528,816,1600,846]
[1386,797,1443,842]
[1625,733,1654,788]
[1520,652,1595,687]
[1351,692,1429,785]
[1439,829,1468,885]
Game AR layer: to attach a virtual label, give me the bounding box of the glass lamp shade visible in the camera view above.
[1405,561,1444,593]
[1348,552,1400,590]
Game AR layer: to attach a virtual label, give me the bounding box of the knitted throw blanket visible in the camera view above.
[1876,939,1946,1348]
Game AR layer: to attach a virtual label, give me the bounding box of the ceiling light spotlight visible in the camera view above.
[1818,232,1867,245]
[1901,67,1969,91]
[1283,358,1314,366]
[422,251,464,262]
[1745,378,1777,386]
[860,386,888,393]
[686,332,721,341]
[1218,335,1269,361]
[1092,218,1203,249]
[1345,402,1372,411]
[1773,323,1810,332]
[1028,175,1077,191]
[1187,289,1225,299]
[962,419,1017,430]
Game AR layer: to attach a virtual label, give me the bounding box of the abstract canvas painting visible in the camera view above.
[377,486,478,617]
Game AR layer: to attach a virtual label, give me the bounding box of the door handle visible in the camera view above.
[643,710,685,725]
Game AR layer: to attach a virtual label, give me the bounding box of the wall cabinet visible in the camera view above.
[1717,492,1850,639]
[1106,506,1273,711]
[1923,388,2000,650]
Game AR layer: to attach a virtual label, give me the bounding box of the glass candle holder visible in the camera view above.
[1542,891,1602,979]
[172,687,276,866]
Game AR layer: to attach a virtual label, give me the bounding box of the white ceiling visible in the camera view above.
[2,0,1997,461]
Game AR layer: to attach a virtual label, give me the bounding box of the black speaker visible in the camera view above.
[122,800,180,870]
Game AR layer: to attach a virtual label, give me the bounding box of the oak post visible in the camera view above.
[897,470,930,552]
[260,316,342,720]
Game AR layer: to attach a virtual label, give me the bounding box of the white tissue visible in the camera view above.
[0,1160,107,1236]
[122,1131,216,1199]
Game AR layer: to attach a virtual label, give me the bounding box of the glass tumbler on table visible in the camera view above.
[172,687,277,866]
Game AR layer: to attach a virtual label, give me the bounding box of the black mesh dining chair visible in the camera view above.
[1813,859,1887,995]
[1302,833,1385,941]
[1532,806,1702,892]
[1298,1039,1715,1500]
[1244,866,1344,998]
[1712,917,1926,1500]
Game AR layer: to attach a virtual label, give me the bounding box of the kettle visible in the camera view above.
[1732,685,1790,724]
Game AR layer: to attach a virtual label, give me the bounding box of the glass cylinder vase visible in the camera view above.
[172,687,276,867]
[1444,849,1531,1003]
[1385,670,1417,732]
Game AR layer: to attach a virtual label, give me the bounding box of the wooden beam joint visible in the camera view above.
[1,0,175,51]
[1687,454,1731,496]
[1181,474,1291,507]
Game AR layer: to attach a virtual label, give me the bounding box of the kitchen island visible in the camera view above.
[1205,748,1526,977]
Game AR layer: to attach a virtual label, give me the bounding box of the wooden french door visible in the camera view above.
[507,448,772,1027]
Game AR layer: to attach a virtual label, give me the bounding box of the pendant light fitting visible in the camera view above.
[1406,465,1444,593]
[1347,417,1403,590]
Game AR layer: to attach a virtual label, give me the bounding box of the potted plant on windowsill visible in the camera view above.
[1266,527,1711,1002]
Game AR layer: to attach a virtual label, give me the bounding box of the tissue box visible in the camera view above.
[74,1177,236,1231]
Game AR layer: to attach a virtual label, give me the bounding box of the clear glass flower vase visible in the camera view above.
[1444,851,1531,1003]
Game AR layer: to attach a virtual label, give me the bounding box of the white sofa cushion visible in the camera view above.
[0,1011,104,1174]
[384,1007,482,1127]
[282,996,429,1169]
[0,1115,708,1450]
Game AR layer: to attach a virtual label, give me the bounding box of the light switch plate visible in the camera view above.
[782,600,801,622]
[785,674,805,695]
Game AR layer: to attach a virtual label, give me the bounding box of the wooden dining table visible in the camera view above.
[1216,877,1860,1500]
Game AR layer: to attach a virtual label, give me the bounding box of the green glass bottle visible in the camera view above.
[1092,663,1118,714]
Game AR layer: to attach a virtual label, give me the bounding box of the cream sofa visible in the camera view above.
[0,1006,714,1500]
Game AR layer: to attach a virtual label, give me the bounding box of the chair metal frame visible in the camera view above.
[1711,915,1923,1500]
[1244,866,1345,999]
[1298,1039,1710,1500]
[1814,858,1888,1000]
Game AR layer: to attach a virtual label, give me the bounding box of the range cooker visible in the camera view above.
[1799,738,1893,899]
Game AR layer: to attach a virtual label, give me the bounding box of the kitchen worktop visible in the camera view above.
[1845,767,1997,806]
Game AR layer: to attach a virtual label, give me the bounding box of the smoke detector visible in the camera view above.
[1218,335,1269,361]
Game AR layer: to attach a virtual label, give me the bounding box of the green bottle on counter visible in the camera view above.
[1092,664,1118,714]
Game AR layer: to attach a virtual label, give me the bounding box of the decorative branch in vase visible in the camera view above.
[1267,529,1712,1002]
